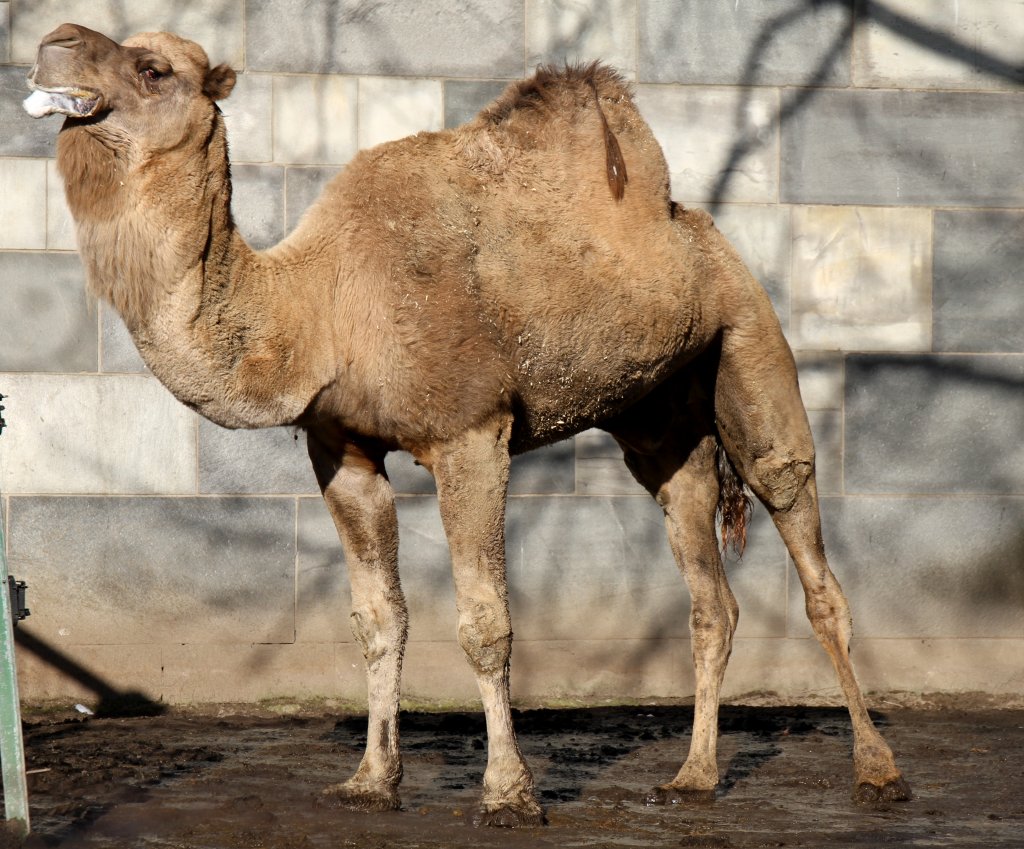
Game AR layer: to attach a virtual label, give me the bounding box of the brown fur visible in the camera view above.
[27,23,909,823]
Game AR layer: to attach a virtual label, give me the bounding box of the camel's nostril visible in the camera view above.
[43,36,82,50]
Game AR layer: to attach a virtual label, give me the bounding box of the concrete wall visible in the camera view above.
[1,0,1022,708]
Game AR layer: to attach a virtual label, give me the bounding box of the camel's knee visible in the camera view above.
[457,601,512,676]
[690,610,733,658]
[803,579,853,647]
[688,576,738,657]
[692,591,737,637]
[748,451,814,513]
[724,591,739,634]
[351,606,407,668]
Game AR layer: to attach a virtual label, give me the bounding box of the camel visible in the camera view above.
[25,23,910,826]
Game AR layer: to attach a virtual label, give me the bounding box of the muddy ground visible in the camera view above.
[2,700,1022,848]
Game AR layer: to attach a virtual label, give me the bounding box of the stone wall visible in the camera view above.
[1,0,1021,707]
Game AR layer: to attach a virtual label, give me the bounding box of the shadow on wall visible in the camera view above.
[844,355,1024,496]
[819,355,1024,690]
[14,629,166,717]
[665,0,1024,211]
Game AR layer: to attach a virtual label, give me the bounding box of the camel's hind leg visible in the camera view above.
[609,382,738,803]
[627,440,737,801]
[714,325,911,803]
[307,429,407,811]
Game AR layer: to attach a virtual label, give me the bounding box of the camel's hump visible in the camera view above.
[479,62,634,126]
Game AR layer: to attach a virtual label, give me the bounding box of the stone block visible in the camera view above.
[0,252,96,372]
[781,89,1024,207]
[788,496,1024,639]
[710,203,791,328]
[7,495,296,644]
[402,641,481,702]
[510,441,576,494]
[230,163,285,250]
[223,72,273,163]
[383,442,575,496]
[794,353,843,411]
[296,495,352,644]
[383,452,436,495]
[272,75,358,165]
[639,0,851,85]
[790,206,932,351]
[11,0,245,66]
[357,77,443,150]
[509,637,689,701]
[854,0,1024,90]
[635,86,779,204]
[285,166,342,233]
[297,496,456,644]
[46,159,76,250]
[722,637,838,702]
[508,496,787,641]
[933,210,1024,353]
[527,0,637,75]
[162,643,339,703]
[827,639,1024,699]
[0,157,46,249]
[574,428,644,496]
[723,506,789,639]
[443,80,508,129]
[16,641,165,704]
[0,66,57,157]
[100,305,148,373]
[0,374,197,494]
[199,420,317,494]
[807,410,841,496]
[0,3,8,62]
[246,0,524,78]
[845,354,1024,494]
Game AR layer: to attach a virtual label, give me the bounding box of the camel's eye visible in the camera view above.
[142,67,163,81]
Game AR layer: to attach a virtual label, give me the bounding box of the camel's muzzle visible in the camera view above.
[23,84,101,118]
[23,23,115,119]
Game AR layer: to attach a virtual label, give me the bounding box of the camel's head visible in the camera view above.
[24,23,235,151]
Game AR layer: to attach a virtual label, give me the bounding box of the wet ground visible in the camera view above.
[2,701,1022,848]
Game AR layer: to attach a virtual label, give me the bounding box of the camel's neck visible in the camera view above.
[57,109,332,428]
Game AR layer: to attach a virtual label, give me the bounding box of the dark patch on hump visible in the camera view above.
[585,73,628,201]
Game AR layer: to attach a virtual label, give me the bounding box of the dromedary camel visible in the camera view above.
[25,23,910,825]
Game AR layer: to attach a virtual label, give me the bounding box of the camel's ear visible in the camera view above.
[203,63,236,101]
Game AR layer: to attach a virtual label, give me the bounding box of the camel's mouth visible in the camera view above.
[23,84,101,119]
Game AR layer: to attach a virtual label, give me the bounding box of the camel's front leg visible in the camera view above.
[308,430,407,811]
[428,416,544,827]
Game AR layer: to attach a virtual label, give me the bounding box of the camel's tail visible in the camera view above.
[716,441,752,557]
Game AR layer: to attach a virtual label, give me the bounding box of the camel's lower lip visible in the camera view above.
[23,86,100,119]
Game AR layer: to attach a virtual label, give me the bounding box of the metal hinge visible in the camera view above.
[7,577,28,625]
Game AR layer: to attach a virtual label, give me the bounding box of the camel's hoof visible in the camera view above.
[318,782,401,812]
[644,784,717,806]
[473,800,546,828]
[853,776,912,804]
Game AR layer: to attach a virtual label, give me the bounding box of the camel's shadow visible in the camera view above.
[328,704,888,805]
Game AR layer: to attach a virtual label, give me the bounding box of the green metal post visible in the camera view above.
[0,450,30,835]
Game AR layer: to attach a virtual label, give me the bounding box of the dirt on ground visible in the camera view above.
[2,699,1022,849]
